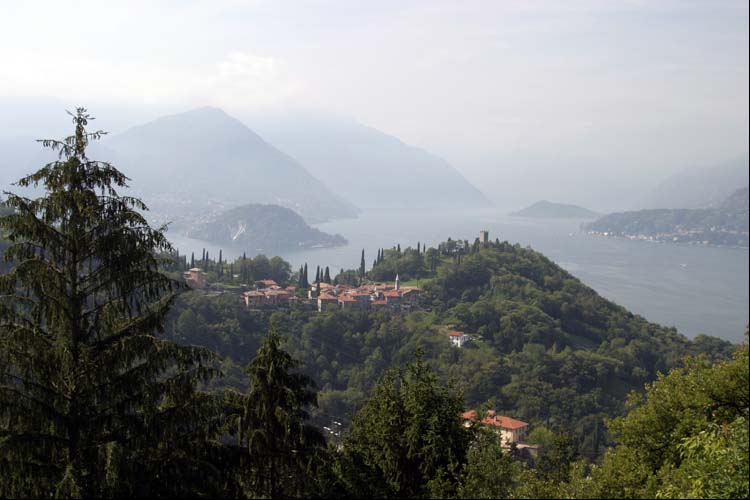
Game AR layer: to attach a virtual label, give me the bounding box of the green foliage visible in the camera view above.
[337,351,470,498]
[580,336,749,499]
[0,109,225,497]
[457,428,522,499]
[231,315,326,498]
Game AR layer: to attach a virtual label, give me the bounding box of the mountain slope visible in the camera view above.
[640,155,749,209]
[105,108,358,223]
[249,114,491,210]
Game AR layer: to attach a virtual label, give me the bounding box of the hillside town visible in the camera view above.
[246,274,421,313]
[183,266,422,313]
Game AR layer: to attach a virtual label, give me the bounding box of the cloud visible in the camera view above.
[0,45,300,111]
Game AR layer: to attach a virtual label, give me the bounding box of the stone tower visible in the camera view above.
[480,230,489,244]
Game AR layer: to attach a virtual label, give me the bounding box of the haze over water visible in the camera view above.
[169,208,750,344]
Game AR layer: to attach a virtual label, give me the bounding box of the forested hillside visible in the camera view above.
[164,237,735,461]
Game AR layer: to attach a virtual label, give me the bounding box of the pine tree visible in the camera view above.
[233,317,326,498]
[0,109,225,497]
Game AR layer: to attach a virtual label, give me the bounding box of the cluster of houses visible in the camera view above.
[313,275,421,313]
[242,279,301,307]
[239,274,421,313]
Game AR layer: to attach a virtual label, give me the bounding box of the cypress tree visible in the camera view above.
[0,109,225,497]
[359,249,366,281]
[190,251,195,268]
[324,266,331,284]
[303,263,308,288]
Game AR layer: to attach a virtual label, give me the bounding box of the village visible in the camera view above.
[183,267,422,313]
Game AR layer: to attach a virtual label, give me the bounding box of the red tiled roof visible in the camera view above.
[383,291,401,297]
[318,294,337,301]
[462,410,528,430]
[449,330,465,337]
[258,279,278,286]
[338,296,356,302]
[371,300,387,305]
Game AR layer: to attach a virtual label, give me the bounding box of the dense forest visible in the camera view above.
[1,111,747,498]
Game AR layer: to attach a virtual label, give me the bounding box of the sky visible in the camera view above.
[1,0,748,209]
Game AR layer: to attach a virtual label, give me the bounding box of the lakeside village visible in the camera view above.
[177,231,536,451]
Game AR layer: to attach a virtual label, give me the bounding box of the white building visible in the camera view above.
[448,330,469,347]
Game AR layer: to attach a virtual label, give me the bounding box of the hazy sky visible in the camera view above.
[1,0,748,208]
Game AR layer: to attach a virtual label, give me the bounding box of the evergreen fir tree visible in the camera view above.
[233,317,325,498]
[0,109,225,497]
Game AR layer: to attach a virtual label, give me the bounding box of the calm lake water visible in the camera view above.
[168,208,750,344]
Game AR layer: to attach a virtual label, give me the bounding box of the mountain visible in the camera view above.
[104,108,359,223]
[510,200,600,219]
[587,187,750,247]
[186,203,346,254]
[720,186,750,212]
[639,155,749,209]
[248,114,490,210]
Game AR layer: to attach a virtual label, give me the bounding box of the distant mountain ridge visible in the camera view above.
[186,203,346,254]
[640,155,749,209]
[510,200,600,219]
[105,108,359,223]
[249,114,490,210]
[588,186,749,247]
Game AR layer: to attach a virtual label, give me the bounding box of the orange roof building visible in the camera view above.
[462,409,529,446]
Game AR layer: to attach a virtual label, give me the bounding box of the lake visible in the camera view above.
[168,208,750,343]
